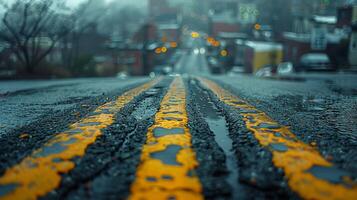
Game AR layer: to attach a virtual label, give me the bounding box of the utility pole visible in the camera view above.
[142,24,149,75]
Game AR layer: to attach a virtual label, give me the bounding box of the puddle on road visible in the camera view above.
[150,145,183,166]
[145,88,161,96]
[302,97,326,112]
[270,143,289,152]
[0,183,19,197]
[255,122,281,129]
[162,117,183,121]
[33,138,78,158]
[194,83,243,199]
[153,127,185,138]
[307,165,352,184]
[34,142,68,157]
[163,111,183,115]
[77,122,102,127]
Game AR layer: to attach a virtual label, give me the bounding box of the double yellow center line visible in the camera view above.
[198,77,357,200]
[0,78,161,200]
[129,77,203,200]
[1,76,356,200]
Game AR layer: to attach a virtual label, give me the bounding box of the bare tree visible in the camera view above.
[0,0,72,73]
[60,0,106,70]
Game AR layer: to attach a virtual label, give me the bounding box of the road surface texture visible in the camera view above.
[0,48,356,200]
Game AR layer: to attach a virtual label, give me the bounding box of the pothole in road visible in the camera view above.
[193,82,243,199]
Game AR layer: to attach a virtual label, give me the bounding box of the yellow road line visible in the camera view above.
[0,78,161,200]
[198,78,357,200]
[129,77,203,200]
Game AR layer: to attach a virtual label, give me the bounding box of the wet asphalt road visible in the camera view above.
[0,48,357,199]
[0,78,148,136]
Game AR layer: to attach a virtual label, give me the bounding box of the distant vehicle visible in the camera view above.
[151,65,173,76]
[239,41,283,74]
[194,48,199,54]
[207,56,223,74]
[277,62,294,75]
[300,53,333,71]
[255,65,274,77]
[168,50,183,66]
[116,71,129,79]
[193,48,200,55]
[228,66,245,76]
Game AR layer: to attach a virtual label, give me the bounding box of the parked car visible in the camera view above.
[227,66,245,76]
[300,53,333,71]
[207,56,223,74]
[116,71,129,79]
[151,65,173,76]
[277,62,294,75]
[168,50,184,66]
[255,65,274,77]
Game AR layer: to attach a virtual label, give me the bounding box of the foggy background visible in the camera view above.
[0,0,356,78]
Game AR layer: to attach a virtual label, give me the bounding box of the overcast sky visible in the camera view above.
[67,0,108,7]
[3,0,146,8]
[67,0,147,8]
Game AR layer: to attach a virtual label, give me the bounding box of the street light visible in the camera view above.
[155,48,161,54]
[191,31,200,38]
[220,50,228,57]
[170,42,178,48]
[161,47,168,53]
[254,23,261,30]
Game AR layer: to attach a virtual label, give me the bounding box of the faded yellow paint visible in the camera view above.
[199,78,357,200]
[129,77,203,200]
[0,78,161,200]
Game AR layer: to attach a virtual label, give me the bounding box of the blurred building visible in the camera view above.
[282,21,349,71]
[350,23,357,67]
[208,0,240,37]
[148,0,181,42]
[280,2,355,70]
[338,5,357,67]
[111,20,179,76]
[337,5,357,28]
[158,24,180,43]
[132,23,159,43]
[149,0,180,24]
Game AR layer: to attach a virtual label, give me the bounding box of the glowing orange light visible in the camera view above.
[254,24,261,30]
[161,36,167,43]
[220,50,228,57]
[170,42,178,48]
[207,37,215,43]
[161,47,168,53]
[191,31,200,38]
[213,41,220,47]
[155,48,162,54]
